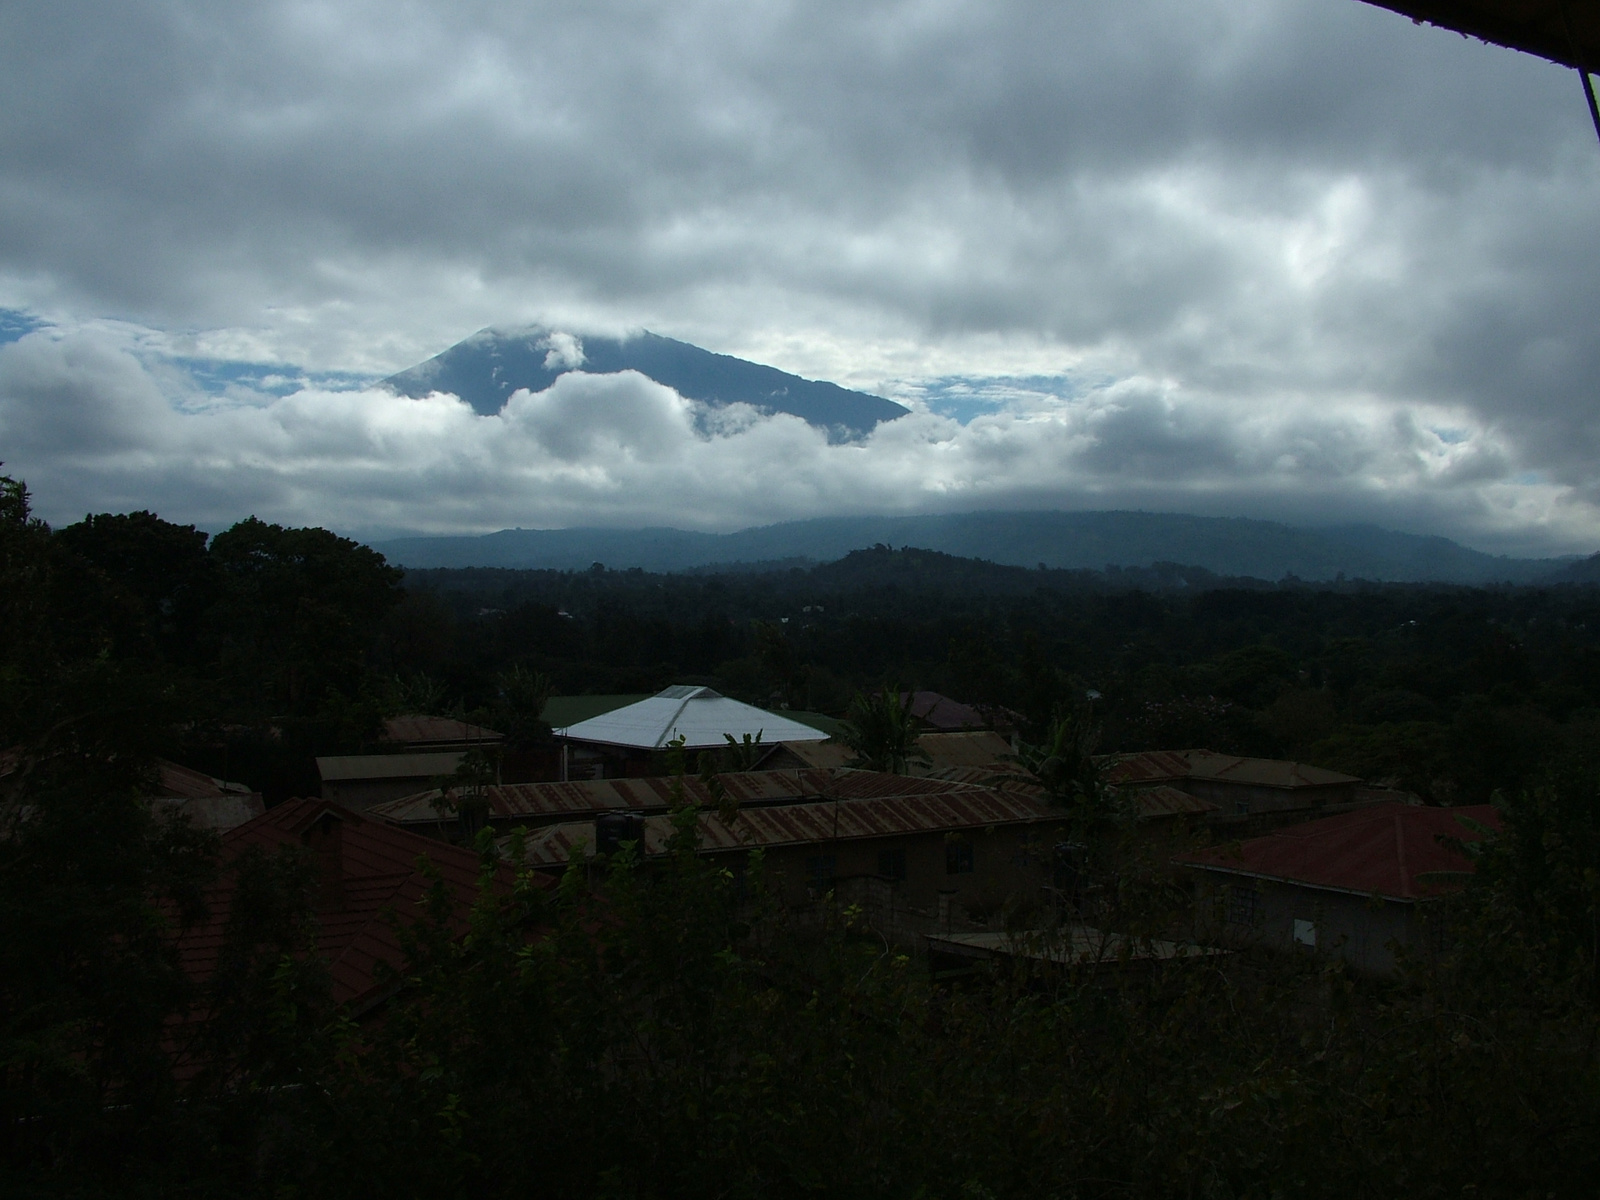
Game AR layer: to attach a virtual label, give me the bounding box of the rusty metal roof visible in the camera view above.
[509,784,1062,867]
[756,739,855,770]
[1135,785,1221,818]
[1101,750,1359,790]
[152,758,257,801]
[917,730,1012,770]
[903,691,988,730]
[1358,1,1600,72]
[371,767,981,828]
[923,767,1215,819]
[1175,802,1500,901]
[382,714,504,746]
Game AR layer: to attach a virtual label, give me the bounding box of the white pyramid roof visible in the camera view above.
[553,686,829,751]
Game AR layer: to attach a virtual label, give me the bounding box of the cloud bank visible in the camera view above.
[1,1,1598,551]
[0,321,1582,552]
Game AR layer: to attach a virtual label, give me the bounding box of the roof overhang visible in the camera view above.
[1358,1,1600,72]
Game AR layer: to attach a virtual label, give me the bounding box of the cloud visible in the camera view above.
[1,1,1598,552]
[1,323,1589,555]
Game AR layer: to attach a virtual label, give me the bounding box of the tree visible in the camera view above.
[989,705,1122,842]
[204,518,404,713]
[837,687,930,774]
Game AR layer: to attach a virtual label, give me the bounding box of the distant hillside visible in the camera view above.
[383,325,908,438]
[1550,551,1600,584]
[375,510,1580,584]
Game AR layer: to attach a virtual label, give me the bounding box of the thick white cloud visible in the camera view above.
[0,1,1598,552]
[1,324,1586,553]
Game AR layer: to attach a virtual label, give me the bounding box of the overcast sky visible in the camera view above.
[1,0,1597,553]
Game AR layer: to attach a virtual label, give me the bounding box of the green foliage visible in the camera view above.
[205,517,404,713]
[837,686,931,773]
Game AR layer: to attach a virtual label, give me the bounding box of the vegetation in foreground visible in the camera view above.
[4,475,1600,1197]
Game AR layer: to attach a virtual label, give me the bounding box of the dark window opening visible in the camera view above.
[946,840,974,875]
[807,854,836,890]
[1227,884,1259,926]
[878,845,907,881]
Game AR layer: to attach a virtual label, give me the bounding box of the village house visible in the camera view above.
[1104,749,1370,823]
[553,685,830,780]
[315,714,506,808]
[170,798,540,1043]
[147,758,264,831]
[368,767,1013,841]
[507,783,1069,936]
[1174,801,1500,977]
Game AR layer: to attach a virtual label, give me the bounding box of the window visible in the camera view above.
[877,845,907,882]
[1226,883,1259,926]
[1293,918,1317,948]
[945,839,974,875]
[806,854,836,890]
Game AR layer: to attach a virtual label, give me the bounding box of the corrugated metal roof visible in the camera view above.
[1100,750,1195,786]
[758,740,855,770]
[924,767,1216,819]
[904,691,987,730]
[382,714,504,745]
[371,767,984,827]
[1175,802,1500,901]
[1135,784,1220,818]
[509,785,1062,867]
[316,752,464,782]
[152,758,257,801]
[917,730,1012,770]
[554,686,830,750]
[1102,749,1359,790]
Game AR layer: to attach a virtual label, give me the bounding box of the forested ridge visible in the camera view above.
[4,476,1600,1198]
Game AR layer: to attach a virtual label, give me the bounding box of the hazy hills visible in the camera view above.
[375,510,1584,584]
[383,325,909,438]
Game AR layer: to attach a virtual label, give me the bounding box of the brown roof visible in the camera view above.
[509,784,1062,868]
[1176,802,1500,901]
[369,767,984,828]
[1358,1,1600,72]
[173,799,543,1013]
[382,714,504,746]
[902,691,988,730]
[1102,750,1359,791]
[152,758,258,801]
[917,730,1013,770]
[924,766,1216,819]
[757,739,855,770]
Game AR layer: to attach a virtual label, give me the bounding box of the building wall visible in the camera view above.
[323,777,444,810]
[1191,872,1417,976]
[753,822,1066,922]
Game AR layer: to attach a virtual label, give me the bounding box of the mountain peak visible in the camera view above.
[384,325,908,439]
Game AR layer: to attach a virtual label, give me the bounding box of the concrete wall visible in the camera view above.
[753,822,1067,928]
[1191,872,1417,977]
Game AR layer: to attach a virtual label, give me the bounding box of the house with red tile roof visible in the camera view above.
[173,798,546,1019]
[1175,802,1500,976]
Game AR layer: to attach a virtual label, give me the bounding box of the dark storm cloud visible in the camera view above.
[0,0,1596,549]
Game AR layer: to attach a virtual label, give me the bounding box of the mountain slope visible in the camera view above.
[374,510,1578,583]
[383,326,909,437]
